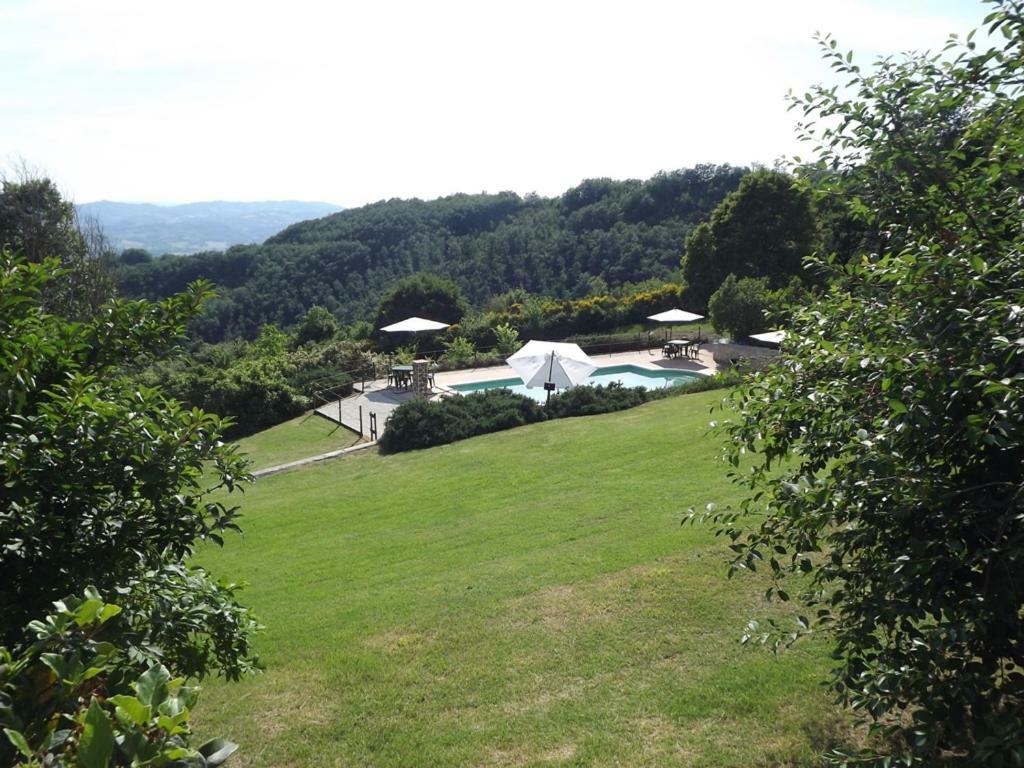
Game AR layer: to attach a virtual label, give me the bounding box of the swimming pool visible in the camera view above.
[449,364,700,403]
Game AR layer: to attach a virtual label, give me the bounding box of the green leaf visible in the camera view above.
[135,665,170,708]
[4,728,32,758]
[73,598,104,626]
[39,652,65,679]
[108,694,152,726]
[77,699,115,768]
[156,710,189,734]
[887,399,908,415]
[97,603,122,624]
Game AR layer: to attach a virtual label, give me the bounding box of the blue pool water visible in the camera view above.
[450,364,699,403]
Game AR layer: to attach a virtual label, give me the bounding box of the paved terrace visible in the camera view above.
[315,347,719,438]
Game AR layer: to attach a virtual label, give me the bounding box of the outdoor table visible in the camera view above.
[392,365,413,389]
[664,339,691,358]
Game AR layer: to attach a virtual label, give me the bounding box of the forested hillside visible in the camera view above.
[117,166,746,341]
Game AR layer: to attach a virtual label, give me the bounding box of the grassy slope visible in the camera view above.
[198,392,849,767]
[232,413,361,471]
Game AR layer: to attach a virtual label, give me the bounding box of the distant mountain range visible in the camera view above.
[77,200,344,256]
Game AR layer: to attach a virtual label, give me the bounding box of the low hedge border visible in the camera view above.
[378,369,744,454]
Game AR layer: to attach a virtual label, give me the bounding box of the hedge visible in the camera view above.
[378,390,545,453]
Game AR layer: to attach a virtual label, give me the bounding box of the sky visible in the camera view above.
[0,0,986,208]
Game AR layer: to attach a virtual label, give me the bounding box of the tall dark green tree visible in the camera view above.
[374,272,468,349]
[681,169,818,310]
[707,274,769,339]
[0,174,115,318]
[294,304,340,346]
[701,3,1024,764]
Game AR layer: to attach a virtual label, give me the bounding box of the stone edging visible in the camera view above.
[252,439,378,478]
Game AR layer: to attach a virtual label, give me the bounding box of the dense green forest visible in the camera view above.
[117,165,747,341]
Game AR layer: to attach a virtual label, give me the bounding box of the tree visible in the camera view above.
[681,169,818,310]
[114,170,747,343]
[119,247,153,265]
[0,252,258,682]
[294,304,340,346]
[700,3,1024,764]
[707,273,769,339]
[373,273,468,350]
[188,330,309,437]
[0,172,115,318]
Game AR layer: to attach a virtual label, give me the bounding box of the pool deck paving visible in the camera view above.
[315,347,718,439]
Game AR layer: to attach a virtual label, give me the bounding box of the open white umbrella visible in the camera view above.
[380,316,450,358]
[379,316,450,333]
[647,307,705,344]
[506,340,597,404]
[750,330,786,345]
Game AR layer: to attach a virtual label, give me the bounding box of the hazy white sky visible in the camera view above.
[0,0,984,207]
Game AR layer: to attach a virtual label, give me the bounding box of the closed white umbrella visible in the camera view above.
[507,340,597,404]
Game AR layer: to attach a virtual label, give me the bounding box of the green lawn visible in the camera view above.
[232,412,361,471]
[198,392,855,767]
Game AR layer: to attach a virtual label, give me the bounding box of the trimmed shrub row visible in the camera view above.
[379,372,744,453]
[545,382,647,418]
[377,390,545,453]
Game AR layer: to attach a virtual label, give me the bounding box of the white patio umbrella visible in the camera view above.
[379,316,450,356]
[647,308,705,343]
[750,330,786,346]
[379,316,450,333]
[506,340,597,404]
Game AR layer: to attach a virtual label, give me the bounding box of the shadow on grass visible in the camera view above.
[800,710,877,766]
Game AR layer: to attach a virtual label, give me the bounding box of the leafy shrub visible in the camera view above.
[650,368,747,398]
[703,7,1024,764]
[485,283,684,340]
[293,304,339,346]
[0,590,237,768]
[430,350,504,374]
[620,283,685,324]
[392,345,415,365]
[188,359,308,437]
[707,273,769,339]
[379,390,545,453]
[545,382,648,418]
[380,369,738,454]
[441,336,476,367]
[285,338,371,396]
[493,323,520,355]
[287,365,353,399]
[0,253,256,764]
